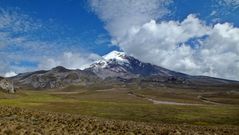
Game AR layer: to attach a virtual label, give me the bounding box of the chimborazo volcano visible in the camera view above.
[8,51,239,89]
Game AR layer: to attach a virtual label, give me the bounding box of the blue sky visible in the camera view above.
[0,0,117,53]
[0,0,239,80]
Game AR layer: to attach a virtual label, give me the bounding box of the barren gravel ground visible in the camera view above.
[0,106,238,135]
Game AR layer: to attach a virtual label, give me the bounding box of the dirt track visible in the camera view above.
[0,106,238,135]
[128,92,202,106]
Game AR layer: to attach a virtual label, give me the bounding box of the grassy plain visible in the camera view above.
[0,86,238,127]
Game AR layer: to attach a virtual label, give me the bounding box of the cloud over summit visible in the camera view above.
[90,0,239,80]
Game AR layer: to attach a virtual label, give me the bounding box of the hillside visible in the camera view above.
[11,67,101,89]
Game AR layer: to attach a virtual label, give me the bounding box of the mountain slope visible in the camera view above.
[10,51,239,89]
[86,51,239,86]
[85,51,186,79]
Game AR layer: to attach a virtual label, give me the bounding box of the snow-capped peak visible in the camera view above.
[88,51,130,69]
[103,51,126,61]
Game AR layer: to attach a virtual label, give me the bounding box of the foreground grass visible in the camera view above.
[1,106,238,135]
[0,90,239,126]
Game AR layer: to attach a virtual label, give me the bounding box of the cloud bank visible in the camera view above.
[4,71,17,77]
[38,52,101,70]
[90,0,239,80]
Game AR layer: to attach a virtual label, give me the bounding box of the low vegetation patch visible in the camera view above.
[0,106,238,135]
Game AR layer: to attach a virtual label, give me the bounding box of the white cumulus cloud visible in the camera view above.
[123,17,239,80]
